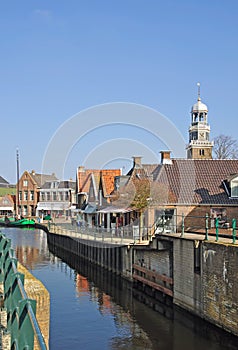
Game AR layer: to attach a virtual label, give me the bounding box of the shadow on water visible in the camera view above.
[47,239,238,350]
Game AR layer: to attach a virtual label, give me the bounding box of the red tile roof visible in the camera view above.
[77,168,121,196]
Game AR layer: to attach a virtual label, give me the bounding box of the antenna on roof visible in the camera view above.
[197,82,201,100]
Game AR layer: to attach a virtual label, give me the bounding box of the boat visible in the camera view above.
[9,218,36,227]
[0,217,36,228]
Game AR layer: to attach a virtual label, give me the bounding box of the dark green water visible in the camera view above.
[2,227,237,350]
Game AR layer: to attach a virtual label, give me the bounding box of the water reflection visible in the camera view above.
[2,227,238,350]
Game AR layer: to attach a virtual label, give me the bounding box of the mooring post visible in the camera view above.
[215,218,219,242]
[205,213,209,240]
[232,218,236,244]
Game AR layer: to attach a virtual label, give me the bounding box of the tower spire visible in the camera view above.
[197,82,201,101]
[186,84,213,159]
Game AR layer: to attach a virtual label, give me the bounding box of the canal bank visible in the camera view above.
[46,226,238,340]
[3,227,238,350]
[0,231,49,350]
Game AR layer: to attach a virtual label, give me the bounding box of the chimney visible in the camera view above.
[160,151,172,165]
[78,166,85,172]
[31,170,35,176]
[132,156,142,168]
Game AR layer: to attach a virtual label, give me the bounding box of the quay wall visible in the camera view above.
[202,242,238,335]
[17,263,50,350]
[47,230,238,338]
[47,233,133,280]
[172,237,238,337]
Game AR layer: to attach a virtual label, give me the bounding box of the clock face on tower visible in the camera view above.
[199,132,205,138]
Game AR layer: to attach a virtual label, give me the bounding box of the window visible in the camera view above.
[199,113,204,122]
[23,205,27,216]
[59,192,64,201]
[30,191,34,200]
[19,191,22,200]
[53,192,57,200]
[199,149,205,156]
[41,192,45,201]
[231,179,238,197]
[210,208,227,227]
[65,191,69,200]
[24,191,28,200]
[23,180,28,187]
[51,181,59,189]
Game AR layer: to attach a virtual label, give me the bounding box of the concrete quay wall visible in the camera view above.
[47,230,238,338]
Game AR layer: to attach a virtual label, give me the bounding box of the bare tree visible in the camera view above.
[213,134,238,159]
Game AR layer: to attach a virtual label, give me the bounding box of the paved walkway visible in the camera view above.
[47,220,237,246]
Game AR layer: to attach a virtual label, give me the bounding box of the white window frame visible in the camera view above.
[231,179,238,197]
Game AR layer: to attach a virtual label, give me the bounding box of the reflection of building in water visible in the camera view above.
[48,247,152,348]
[76,274,89,295]
[15,230,49,269]
[75,273,114,315]
[16,245,40,269]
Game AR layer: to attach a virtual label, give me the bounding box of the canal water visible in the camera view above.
[2,227,238,350]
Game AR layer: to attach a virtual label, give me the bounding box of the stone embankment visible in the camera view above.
[0,263,50,350]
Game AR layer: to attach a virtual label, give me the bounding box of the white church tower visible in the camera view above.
[187,83,213,159]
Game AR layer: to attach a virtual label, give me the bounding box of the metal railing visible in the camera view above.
[150,213,237,244]
[0,232,47,350]
[47,212,238,245]
[48,221,145,244]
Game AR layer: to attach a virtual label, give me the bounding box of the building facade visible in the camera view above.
[36,180,76,219]
[17,170,58,217]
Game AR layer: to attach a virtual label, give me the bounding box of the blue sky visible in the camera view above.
[1,0,238,183]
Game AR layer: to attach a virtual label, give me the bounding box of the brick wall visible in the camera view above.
[176,205,238,231]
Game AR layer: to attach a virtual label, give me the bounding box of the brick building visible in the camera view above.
[115,88,238,233]
[17,170,58,217]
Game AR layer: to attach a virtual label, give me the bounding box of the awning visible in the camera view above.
[0,206,13,211]
[98,206,133,214]
[69,205,76,210]
[83,204,97,214]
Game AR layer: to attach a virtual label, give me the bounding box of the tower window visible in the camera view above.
[199,113,204,122]
[199,149,205,156]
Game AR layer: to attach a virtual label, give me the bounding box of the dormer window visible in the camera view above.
[51,181,59,189]
[230,176,238,197]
